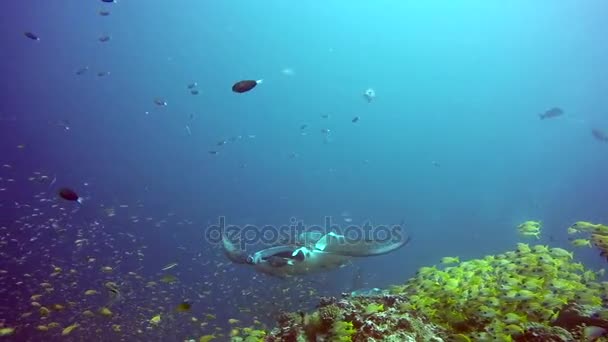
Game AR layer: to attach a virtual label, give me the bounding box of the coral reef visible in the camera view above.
[266,293,446,341]
[261,243,608,341]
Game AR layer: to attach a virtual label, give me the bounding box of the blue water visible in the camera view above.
[1,1,608,341]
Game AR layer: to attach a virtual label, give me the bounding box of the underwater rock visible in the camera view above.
[552,303,608,332]
[266,292,447,341]
[514,325,573,342]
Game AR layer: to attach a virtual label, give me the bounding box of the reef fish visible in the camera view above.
[591,129,608,142]
[539,107,563,120]
[232,79,263,93]
[363,88,376,103]
[24,32,40,41]
[58,188,82,204]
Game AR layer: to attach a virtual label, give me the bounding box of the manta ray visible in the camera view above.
[222,228,410,277]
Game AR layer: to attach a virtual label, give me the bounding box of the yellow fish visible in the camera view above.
[150,314,161,325]
[441,256,460,264]
[61,323,79,336]
[571,239,591,247]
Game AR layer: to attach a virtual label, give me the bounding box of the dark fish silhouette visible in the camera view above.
[232,79,263,93]
[153,98,167,106]
[59,188,83,204]
[352,116,359,123]
[539,107,563,120]
[76,66,89,75]
[101,0,115,3]
[24,32,40,41]
[175,302,191,312]
[99,35,111,42]
[592,129,608,142]
[99,10,110,16]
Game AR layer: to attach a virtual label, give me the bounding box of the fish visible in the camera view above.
[208,151,219,155]
[55,119,70,130]
[187,82,197,89]
[101,0,116,3]
[61,324,79,336]
[571,239,592,247]
[99,307,112,316]
[24,32,40,41]
[58,188,83,204]
[153,98,168,106]
[98,35,111,42]
[363,88,376,102]
[352,116,359,123]
[591,129,608,142]
[441,256,460,264]
[99,10,110,16]
[175,301,191,312]
[539,107,563,120]
[97,71,110,77]
[75,66,89,75]
[48,175,57,188]
[149,314,161,325]
[232,79,263,93]
[300,124,308,130]
[161,262,178,271]
[0,328,14,336]
[160,274,177,283]
[190,89,199,95]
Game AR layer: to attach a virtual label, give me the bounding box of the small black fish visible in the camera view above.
[99,35,111,42]
[75,66,89,75]
[24,32,40,41]
[97,71,110,77]
[101,0,115,3]
[321,114,330,119]
[59,188,82,204]
[190,89,199,95]
[99,10,110,16]
[209,151,219,155]
[300,124,307,130]
[153,98,167,106]
[187,82,197,89]
[232,79,262,93]
[217,140,227,146]
[352,116,359,123]
[539,107,563,120]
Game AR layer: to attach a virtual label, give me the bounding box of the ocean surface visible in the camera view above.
[1,1,607,341]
